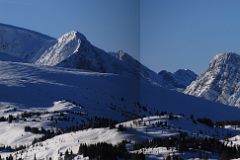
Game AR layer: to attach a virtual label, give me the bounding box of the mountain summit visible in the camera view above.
[185,52,240,107]
[35,31,86,66]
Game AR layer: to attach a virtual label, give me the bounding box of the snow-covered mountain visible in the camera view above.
[0,23,56,62]
[35,31,82,66]
[185,52,240,107]
[36,31,165,87]
[174,69,198,87]
[36,30,197,90]
[158,69,197,90]
[0,23,196,90]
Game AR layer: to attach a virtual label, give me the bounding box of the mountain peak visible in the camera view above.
[210,52,240,69]
[185,52,240,107]
[213,52,239,60]
[58,30,87,42]
[36,30,89,66]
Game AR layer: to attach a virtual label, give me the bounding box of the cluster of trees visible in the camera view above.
[0,154,13,160]
[62,149,75,160]
[196,118,215,128]
[29,116,119,144]
[117,124,127,131]
[26,117,118,136]
[191,115,240,131]
[32,134,56,144]
[0,112,43,124]
[0,106,85,125]
[76,142,145,160]
[0,145,25,152]
[20,111,41,118]
[60,116,118,133]
[87,117,118,128]
[190,115,216,128]
[0,115,17,123]
[215,120,240,128]
[24,126,55,135]
[133,132,240,159]
[155,111,180,120]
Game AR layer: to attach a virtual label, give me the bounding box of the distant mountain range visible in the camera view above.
[158,69,197,90]
[0,23,197,90]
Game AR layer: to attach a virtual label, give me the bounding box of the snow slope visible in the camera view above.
[12,128,130,160]
[0,60,238,150]
[0,52,23,62]
[0,60,240,121]
[0,122,42,147]
[0,23,56,62]
[185,53,240,107]
[6,114,239,159]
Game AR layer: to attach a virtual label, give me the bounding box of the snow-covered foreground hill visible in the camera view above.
[2,113,240,159]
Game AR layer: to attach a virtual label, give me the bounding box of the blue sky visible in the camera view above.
[0,0,139,59]
[1,0,240,74]
[141,0,240,73]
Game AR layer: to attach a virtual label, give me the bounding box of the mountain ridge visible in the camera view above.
[0,23,56,62]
